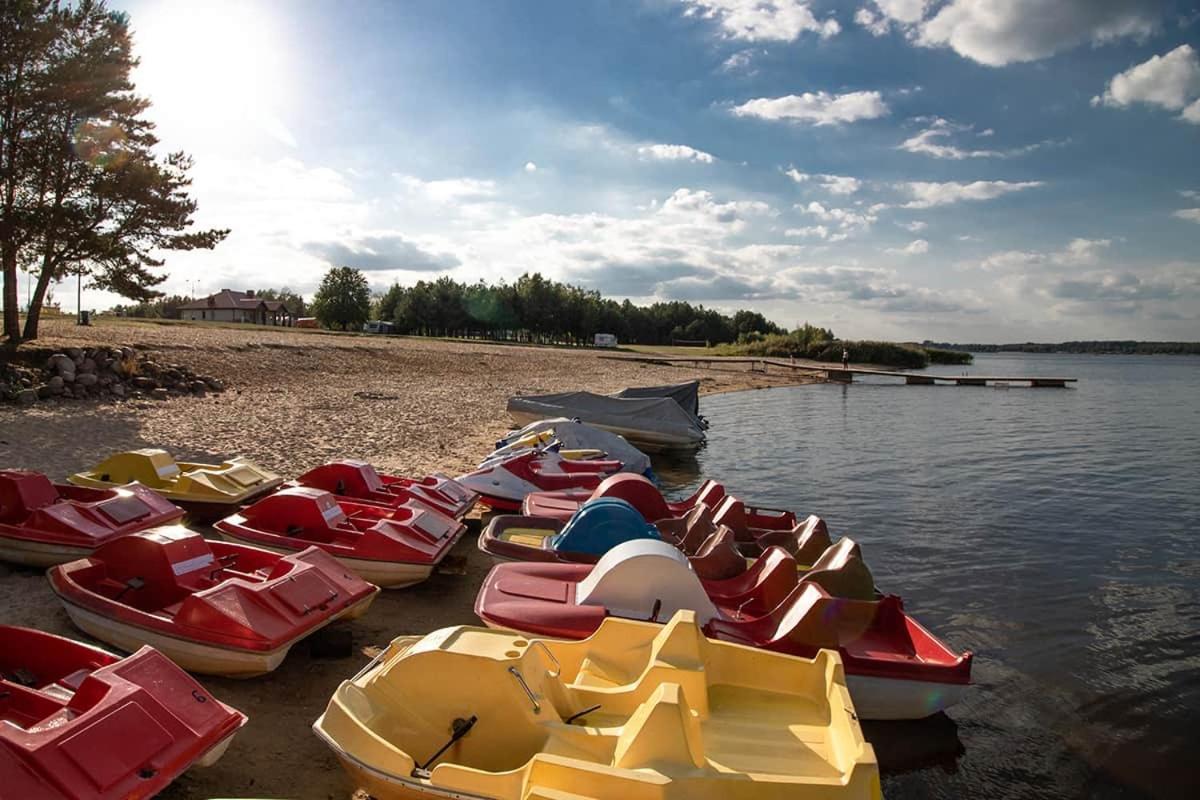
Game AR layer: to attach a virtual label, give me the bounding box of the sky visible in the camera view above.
[45,0,1200,342]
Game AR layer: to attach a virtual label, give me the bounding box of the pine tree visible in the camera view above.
[0,0,227,343]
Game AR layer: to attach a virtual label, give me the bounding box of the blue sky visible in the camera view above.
[74,0,1200,341]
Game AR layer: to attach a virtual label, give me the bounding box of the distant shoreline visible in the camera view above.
[922,341,1200,356]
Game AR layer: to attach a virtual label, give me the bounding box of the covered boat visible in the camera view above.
[506,391,706,452]
[0,625,246,799]
[48,527,378,677]
[313,610,881,800]
[0,470,183,567]
[457,450,623,512]
[475,540,970,719]
[68,449,282,523]
[488,418,653,477]
[613,379,704,424]
[215,487,466,588]
[523,474,798,538]
[289,460,478,520]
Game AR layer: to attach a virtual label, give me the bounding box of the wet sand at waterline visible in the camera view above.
[0,318,815,799]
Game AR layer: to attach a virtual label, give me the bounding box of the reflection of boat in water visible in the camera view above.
[649,449,703,488]
[861,712,965,776]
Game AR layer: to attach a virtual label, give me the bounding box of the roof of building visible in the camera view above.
[179,290,290,314]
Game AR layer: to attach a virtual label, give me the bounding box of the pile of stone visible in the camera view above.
[2,346,226,406]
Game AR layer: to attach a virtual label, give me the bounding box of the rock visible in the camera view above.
[150,388,169,401]
[48,353,75,374]
[76,373,98,387]
[36,384,52,400]
[190,381,207,395]
[19,377,31,388]
[120,347,134,361]
[47,376,64,394]
[110,383,126,398]
[131,376,157,390]
[61,386,74,398]
[98,373,113,386]
[61,370,75,383]
[80,358,96,373]
[204,378,225,392]
[15,389,36,406]
[65,347,83,361]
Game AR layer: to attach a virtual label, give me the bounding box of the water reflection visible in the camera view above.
[863,713,965,776]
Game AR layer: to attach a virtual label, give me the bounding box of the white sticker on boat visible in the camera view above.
[172,553,214,575]
[322,504,345,524]
[155,463,181,478]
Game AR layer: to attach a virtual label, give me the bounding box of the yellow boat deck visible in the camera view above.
[68,448,281,506]
[315,611,880,799]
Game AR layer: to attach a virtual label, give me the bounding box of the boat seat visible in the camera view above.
[688,528,746,581]
[656,504,718,555]
[0,471,60,520]
[704,547,798,617]
[800,538,876,601]
[57,669,92,692]
[711,496,750,537]
[613,683,704,771]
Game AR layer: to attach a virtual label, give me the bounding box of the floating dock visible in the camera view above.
[603,355,1076,388]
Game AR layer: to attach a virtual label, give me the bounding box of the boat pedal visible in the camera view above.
[412,715,478,778]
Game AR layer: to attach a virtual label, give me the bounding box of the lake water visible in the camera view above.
[659,353,1200,799]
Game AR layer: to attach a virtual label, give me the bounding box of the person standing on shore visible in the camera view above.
[842,348,850,369]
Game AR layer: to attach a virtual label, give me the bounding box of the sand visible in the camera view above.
[0,318,816,799]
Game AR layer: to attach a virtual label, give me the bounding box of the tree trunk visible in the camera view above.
[1,244,19,343]
[22,248,57,341]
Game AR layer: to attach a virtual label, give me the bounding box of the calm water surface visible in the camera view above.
[659,353,1200,799]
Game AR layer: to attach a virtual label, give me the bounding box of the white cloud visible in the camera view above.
[732,91,889,125]
[899,180,1045,208]
[637,143,717,163]
[862,0,1163,67]
[799,201,879,235]
[886,238,930,255]
[975,238,1112,271]
[898,117,1054,159]
[898,220,928,232]
[721,49,758,73]
[524,161,538,172]
[854,7,891,36]
[785,225,830,238]
[783,168,862,194]
[1093,45,1200,125]
[681,1,841,42]
[1179,190,1200,200]
[1174,208,1200,223]
[396,175,498,203]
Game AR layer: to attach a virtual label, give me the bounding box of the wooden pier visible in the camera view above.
[601,354,1076,388]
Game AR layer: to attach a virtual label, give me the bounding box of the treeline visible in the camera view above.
[717,328,972,369]
[372,273,784,345]
[925,341,1200,356]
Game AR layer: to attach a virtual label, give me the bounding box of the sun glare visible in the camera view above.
[131,0,295,149]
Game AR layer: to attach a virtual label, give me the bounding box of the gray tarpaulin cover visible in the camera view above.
[613,380,701,417]
[506,391,706,449]
[492,418,652,476]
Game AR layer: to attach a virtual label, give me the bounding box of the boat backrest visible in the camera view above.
[675,504,718,554]
[801,538,876,600]
[791,515,833,564]
[90,449,180,487]
[613,683,705,770]
[739,547,800,612]
[711,495,747,533]
[242,487,348,533]
[551,498,659,556]
[0,470,59,519]
[297,460,384,496]
[692,480,726,509]
[591,474,670,521]
[577,540,718,625]
[688,528,746,580]
[762,583,842,649]
[88,529,213,611]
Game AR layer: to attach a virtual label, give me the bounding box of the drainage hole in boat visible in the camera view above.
[505,650,520,658]
[138,768,157,780]
[513,639,528,647]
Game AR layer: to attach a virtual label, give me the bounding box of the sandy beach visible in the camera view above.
[0,317,815,799]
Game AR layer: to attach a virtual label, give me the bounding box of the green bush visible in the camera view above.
[925,347,973,365]
[815,341,929,369]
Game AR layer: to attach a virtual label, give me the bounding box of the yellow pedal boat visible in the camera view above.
[68,448,282,522]
[314,610,880,800]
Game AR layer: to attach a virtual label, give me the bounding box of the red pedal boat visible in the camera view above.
[456,450,623,511]
[0,625,246,799]
[288,460,478,520]
[214,487,465,588]
[48,527,379,677]
[0,470,183,567]
[522,473,798,534]
[474,539,970,720]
